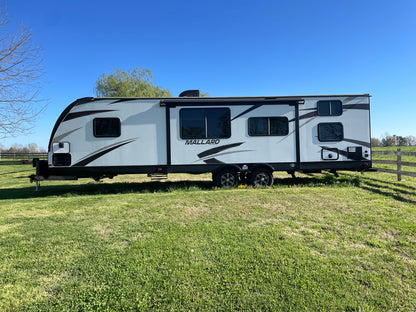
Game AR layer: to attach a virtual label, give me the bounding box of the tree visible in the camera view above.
[406,135,416,146]
[95,67,172,97]
[394,135,409,146]
[371,137,382,147]
[0,10,45,138]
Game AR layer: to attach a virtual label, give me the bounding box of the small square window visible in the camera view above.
[318,123,343,141]
[317,100,342,116]
[93,118,121,137]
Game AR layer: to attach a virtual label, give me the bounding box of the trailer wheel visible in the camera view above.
[250,168,274,187]
[215,168,239,188]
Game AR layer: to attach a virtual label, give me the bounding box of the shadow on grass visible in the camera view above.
[0,180,215,200]
[0,173,362,200]
[276,173,361,188]
[343,173,416,205]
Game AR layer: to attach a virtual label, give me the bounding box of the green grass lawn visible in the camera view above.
[0,159,415,311]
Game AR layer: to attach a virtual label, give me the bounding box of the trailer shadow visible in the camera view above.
[342,173,416,205]
[1,173,362,200]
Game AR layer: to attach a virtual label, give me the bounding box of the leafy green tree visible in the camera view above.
[95,67,172,97]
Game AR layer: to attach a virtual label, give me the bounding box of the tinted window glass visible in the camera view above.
[248,117,268,135]
[317,100,342,116]
[180,108,231,139]
[318,123,343,141]
[331,101,342,115]
[317,101,330,115]
[206,108,231,138]
[249,117,288,136]
[180,109,205,139]
[270,117,289,135]
[93,118,121,137]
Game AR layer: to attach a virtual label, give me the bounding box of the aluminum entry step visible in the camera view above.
[147,173,168,181]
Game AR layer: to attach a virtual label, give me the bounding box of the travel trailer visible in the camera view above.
[31,91,372,188]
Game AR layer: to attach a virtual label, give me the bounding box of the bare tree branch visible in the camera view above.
[0,9,46,139]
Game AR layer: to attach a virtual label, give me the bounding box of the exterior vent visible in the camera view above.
[179,90,200,97]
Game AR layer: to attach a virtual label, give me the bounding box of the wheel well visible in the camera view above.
[213,165,240,175]
[250,164,274,174]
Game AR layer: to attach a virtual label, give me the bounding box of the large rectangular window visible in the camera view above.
[318,123,343,141]
[248,117,289,136]
[93,118,121,137]
[180,108,231,139]
[317,100,342,116]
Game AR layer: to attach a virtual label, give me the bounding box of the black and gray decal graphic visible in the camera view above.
[321,146,347,157]
[197,142,244,158]
[194,142,253,164]
[231,105,262,121]
[288,111,317,123]
[52,127,82,143]
[342,104,369,110]
[63,110,116,122]
[342,138,371,148]
[72,139,136,166]
[204,158,225,164]
[321,146,366,160]
[109,99,136,104]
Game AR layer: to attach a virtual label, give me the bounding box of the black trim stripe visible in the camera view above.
[72,140,135,167]
[231,105,262,121]
[289,111,317,123]
[204,158,224,164]
[197,142,244,159]
[343,104,370,110]
[63,110,116,122]
[161,99,303,107]
[109,99,137,104]
[48,97,94,151]
[343,138,371,148]
[52,127,82,143]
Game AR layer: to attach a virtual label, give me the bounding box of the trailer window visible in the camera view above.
[317,100,342,116]
[93,118,121,137]
[248,117,288,136]
[180,108,231,139]
[318,123,343,141]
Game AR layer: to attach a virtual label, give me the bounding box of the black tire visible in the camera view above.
[250,168,274,187]
[215,168,239,188]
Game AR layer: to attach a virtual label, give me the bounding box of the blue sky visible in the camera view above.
[2,0,415,149]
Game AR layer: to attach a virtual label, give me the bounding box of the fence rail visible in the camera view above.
[0,152,48,160]
[372,148,416,181]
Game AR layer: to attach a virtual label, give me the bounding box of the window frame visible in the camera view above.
[248,116,289,136]
[93,117,121,138]
[179,108,231,140]
[317,100,343,116]
[317,122,344,142]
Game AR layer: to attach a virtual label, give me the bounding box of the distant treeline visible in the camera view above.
[0,143,46,153]
[371,135,416,147]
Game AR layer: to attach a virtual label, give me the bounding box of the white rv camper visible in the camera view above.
[31,91,372,188]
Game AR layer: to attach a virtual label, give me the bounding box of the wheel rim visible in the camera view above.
[253,172,270,186]
[220,173,236,187]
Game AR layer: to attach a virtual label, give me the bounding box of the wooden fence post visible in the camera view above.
[397,148,402,181]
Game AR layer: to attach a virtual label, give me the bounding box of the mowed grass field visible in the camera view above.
[0,153,415,311]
